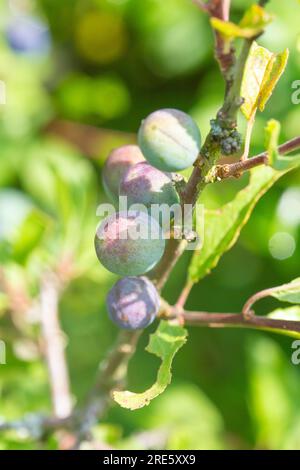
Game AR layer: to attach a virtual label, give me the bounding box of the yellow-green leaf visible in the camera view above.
[241,42,289,120]
[211,5,273,40]
[113,321,187,410]
[258,48,289,112]
[188,165,289,283]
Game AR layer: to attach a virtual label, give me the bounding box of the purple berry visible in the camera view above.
[138,108,201,172]
[119,161,179,211]
[6,15,50,55]
[95,211,165,276]
[107,276,160,330]
[102,145,145,202]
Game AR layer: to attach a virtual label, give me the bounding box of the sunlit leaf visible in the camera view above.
[113,321,187,410]
[259,49,289,112]
[189,165,288,283]
[211,5,273,40]
[241,42,289,120]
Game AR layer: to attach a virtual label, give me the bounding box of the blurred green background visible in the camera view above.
[0,0,300,450]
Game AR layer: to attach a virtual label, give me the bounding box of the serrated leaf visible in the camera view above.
[189,165,287,283]
[211,5,273,40]
[265,119,300,171]
[270,278,300,304]
[113,321,187,410]
[241,42,289,120]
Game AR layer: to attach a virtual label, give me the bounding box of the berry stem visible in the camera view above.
[175,280,194,309]
[240,113,256,161]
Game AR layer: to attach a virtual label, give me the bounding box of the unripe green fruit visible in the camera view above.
[95,211,165,276]
[107,276,160,330]
[119,162,179,211]
[102,145,145,202]
[138,108,201,172]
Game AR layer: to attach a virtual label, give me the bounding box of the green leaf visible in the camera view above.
[265,119,300,171]
[113,321,187,410]
[270,278,300,304]
[241,42,289,120]
[189,165,285,283]
[211,5,273,40]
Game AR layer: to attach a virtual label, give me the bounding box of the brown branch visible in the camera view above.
[215,135,300,180]
[176,280,194,309]
[159,306,300,334]
[40,273,72,419]
[194,0,235,79]
[216,154,267,179]
[182,311,300,333]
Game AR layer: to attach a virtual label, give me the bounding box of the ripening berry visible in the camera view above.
[138,109,201,172]
[102,145,145,202]
[119,161,179,211]
[95,211,165,276]
[6,16,50,55]
[107,276,160,330]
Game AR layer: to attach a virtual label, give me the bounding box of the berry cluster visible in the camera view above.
[96,109,201,330]
[210,119,242,156]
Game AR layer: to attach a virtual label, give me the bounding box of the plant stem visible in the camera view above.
[240,113,256,161]
[175,309,300,334]
[242,279,300,318]
[40,273,72,419]
[149,239,188,290]
[216,135,300,180]
[176,280,194,309]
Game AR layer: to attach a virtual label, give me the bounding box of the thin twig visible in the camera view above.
[176,280,194,309]
[242,279,300,318]
[240,113,256,161]
[149,239,188,290]
[216,154,268,179]
[215,135,300,180]
[40,273,72,419]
